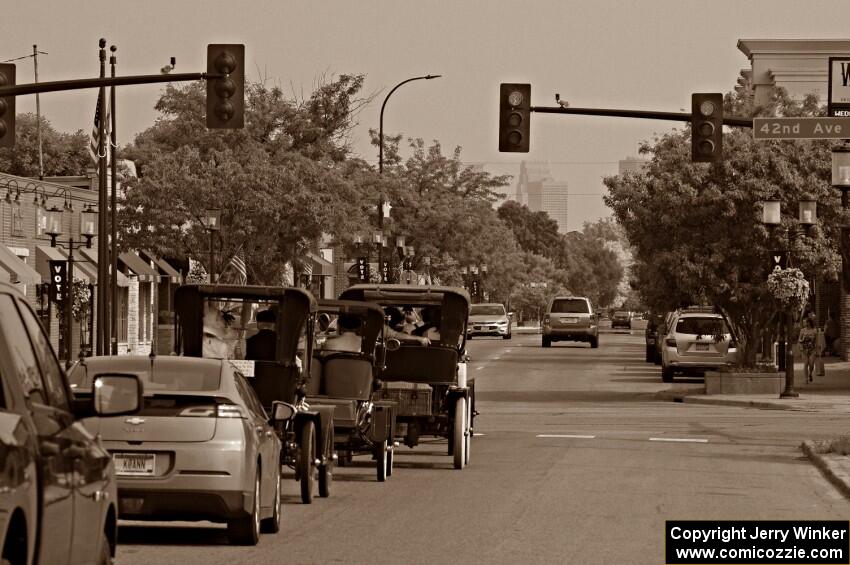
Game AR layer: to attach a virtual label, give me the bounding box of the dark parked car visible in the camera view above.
[0,282,141,565]
[644,313,665,363]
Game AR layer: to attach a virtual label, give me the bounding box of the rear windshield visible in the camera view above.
[675,317,727,336]
[550,299,590,314]
[69,364,222,392]
[613,311,630,317]
[469,305,505,316]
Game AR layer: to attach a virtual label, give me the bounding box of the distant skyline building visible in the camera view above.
[618,156,650,175]
[515,161,570,233]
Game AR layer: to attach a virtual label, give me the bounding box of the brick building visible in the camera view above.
[0,170,169,361]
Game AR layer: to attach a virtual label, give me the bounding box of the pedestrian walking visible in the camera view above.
[798,314,818,383]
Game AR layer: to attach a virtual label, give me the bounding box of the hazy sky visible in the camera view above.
[5,1,849,230]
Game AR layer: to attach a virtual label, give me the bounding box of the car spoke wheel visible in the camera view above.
[376,439,388,482]
[228,472,261,545]
[300,421,316,504]
[318,461,332,498]
[260,469,281,533]
[453,397,466,470]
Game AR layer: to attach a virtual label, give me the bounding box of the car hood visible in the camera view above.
[469,315,508,323]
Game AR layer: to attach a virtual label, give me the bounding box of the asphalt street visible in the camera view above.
[116,330,849,565]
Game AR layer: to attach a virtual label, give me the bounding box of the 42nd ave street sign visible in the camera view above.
[753,117,850,140]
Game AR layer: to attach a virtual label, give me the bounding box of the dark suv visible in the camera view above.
[542,296,599,348]
[611,311,632,329]
[0,282,140,564]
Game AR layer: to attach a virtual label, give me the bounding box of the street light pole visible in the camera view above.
[378,74,442,175]
[832,144,850,360]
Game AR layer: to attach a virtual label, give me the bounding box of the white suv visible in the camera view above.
[660,308,737,382]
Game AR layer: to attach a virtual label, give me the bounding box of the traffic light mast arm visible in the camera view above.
[529,105,752,128]
[0,72,225,97]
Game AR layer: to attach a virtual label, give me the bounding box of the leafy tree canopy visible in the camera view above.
[0,113,91,177]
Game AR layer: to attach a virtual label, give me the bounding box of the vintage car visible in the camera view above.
[307,300,398,481]
[340,285,473,470]
[174,284,336,504]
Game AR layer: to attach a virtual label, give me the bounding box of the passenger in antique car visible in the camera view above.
[246,308,277,360]
[323,314,363,353]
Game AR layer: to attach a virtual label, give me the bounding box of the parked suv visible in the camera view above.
[0,282,140,564]
[611,310,632,329]
[467,303,512,339]
[542,296,599,348]
[660,307,737,382]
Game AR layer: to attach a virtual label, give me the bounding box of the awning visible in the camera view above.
[78,248,130,287]
[118,251,158,282]
[36,245,92,284]
[308,252,335,277]
[139,250,182,283]
[0,245,41,285]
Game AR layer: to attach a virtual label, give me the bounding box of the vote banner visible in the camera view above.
[356,257,369,282]
[770,251,788,273]
[49,260,67,303]
[380,260,390,283]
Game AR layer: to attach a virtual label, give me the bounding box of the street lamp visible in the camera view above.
[202,209,221,283]
[45,205,98,368]
[760,198,817,398]
[378,74,442,174]
[831,144,850,360]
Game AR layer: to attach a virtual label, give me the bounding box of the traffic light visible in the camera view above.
[691,93,722,163]
[206,44,244,129]
[499,83,530,152]
[0,64,16,148]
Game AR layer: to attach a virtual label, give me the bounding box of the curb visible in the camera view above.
[655,390,796,411]
[801,441,850,501]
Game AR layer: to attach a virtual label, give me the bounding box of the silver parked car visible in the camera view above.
[660,308,738,382]
[70,355,284,545]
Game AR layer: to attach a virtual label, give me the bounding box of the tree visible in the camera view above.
[119,77,377,284]
[603,87,836,365]
[0,113,91,176]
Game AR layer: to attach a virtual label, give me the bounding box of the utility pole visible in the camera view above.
[110,45,118,355]
[96,38,108,356]
[32,45,47,179]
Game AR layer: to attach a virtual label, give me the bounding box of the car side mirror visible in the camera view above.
[385,338,401,352]
[271,400,296,422]
[93,374,142,416]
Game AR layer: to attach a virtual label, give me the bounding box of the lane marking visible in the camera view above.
[493,357,501,360]
[649,437,709,443]
[473,433,486,437]
[536,434,596,439]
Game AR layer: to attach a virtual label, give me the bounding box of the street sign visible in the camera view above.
[753,117,850,140]
[49,260,67,303]
[828,57,850,117]
[770,251,788,273]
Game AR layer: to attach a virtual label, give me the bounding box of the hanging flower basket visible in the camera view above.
[766,268,809,308]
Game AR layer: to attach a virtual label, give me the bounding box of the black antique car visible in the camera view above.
[174,284,335,503]
[339,284,473,470]
[307,300,398,481]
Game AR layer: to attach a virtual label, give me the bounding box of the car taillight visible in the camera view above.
[216,404,247,419]
[178,406,216,417]
[665,338,677,347]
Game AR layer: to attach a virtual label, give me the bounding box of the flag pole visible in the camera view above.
[96,38,108,356]
[109,45,118,355]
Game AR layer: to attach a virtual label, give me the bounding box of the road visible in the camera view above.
[116,330,849,565]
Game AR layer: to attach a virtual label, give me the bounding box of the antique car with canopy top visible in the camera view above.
[339,284,473,470]
[307,300,398,481]
[174,284,336,503]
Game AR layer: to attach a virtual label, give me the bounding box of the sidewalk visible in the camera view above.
[659,357,850,499]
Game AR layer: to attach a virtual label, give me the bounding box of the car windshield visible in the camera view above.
[550,299,590,314]
[69,364,222,392]
[469,305,505,316]
[675,317,727,336]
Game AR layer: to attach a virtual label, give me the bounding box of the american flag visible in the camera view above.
[88,95,111,165]
[228,249,247,285]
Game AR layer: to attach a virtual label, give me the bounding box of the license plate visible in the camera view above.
[695,343,710,352]
[113,453,155,476]
[560,317,578,324]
